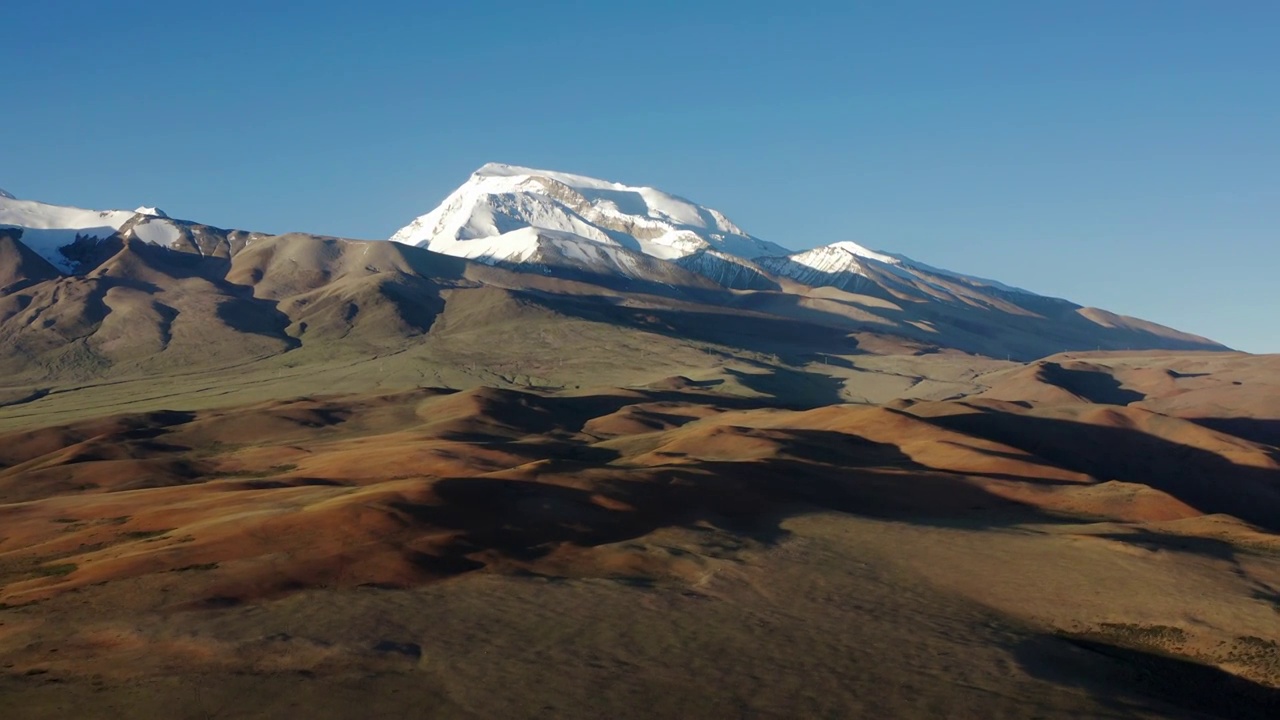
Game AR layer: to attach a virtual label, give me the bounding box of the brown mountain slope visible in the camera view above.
[0,229,61,293]
[973,353,1280,446]
[227,234,470,345]
[0,239,295,381]
[0,227,1235,396]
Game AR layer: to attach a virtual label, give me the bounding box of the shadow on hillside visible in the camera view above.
[725,366,847,408]
[1035,362,1146,405]
[12,385,1279,608]
[387,437,1067,575]
[97,239,301,349]
[915,408,1280,531]
[417,386,810,442]
[516,288,862,361]
[1191,417,1280,451]
[1092,528,1241,561]
[1091,528,1280,610]
[737,264,1224,359]
[1015,633,1280,719]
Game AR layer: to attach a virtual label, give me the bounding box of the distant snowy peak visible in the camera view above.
[391,164,1046,297]
[0,194,221,272]
[0,188,15,200]
[757,243,889,292]
[391,163,790,270]
[0,195,138,271]
[469,163,754,239]
[826,240,900,266]
[121,213,184,248]
[759,241,1036,307]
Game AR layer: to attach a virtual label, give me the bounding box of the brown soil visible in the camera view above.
[2,370,1279,718]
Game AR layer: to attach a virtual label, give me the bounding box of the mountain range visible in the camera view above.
[0,167,1225,386]
[4,171,1280,720]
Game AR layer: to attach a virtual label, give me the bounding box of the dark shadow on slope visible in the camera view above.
[724,366,847,408]
[918,409,1280,531]
[739,262,1226,359]
[1093,529,1241,561]
[377,276,448,333]
[1035,362,1146,405]
[418,386,787,443]
[641,375,726,391]
[0,388,50,409]
[312,236,1226,363]
[280,275,448,342]
[384,240,473,283]
[1015,634,1280,719]
[388,442,1067,574]
[215,297,297,346]
[498,261,718,301]
[16,386,1275,607]
[515,289,862,361]
[92,239,301,348]
[799,352,858,370]
[1191,418,1280,451]
[1090,529,1280,612]
[933,443,1093,480]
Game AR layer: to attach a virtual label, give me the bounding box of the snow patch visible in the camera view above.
[130,218,182,246]
[0,194,136,271]
[762,241,1036,300]
[829,241,900,266]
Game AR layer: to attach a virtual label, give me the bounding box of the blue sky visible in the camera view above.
[6,1,1278,352]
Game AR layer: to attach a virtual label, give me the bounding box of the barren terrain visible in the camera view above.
[1,351,1278,718]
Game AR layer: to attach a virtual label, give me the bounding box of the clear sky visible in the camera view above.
[6,1,1278,352]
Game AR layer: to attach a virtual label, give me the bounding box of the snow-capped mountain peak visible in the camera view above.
[0,193,218,272]
[0,188,15,200]
[472,162,622,191]
[758,240,1034,305]
[0,194,139,271]
[826,240,901,265]
[389,165,1040,299]
[391,164,790,270]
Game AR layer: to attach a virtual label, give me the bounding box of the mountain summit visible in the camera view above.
[384,164,1227,355]
[758,240,1035,307]
[392,164,1040,301]
[391,163,791,268]
[0,194,255,272]
[0,171,1229,372]
[0,194,140,271]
